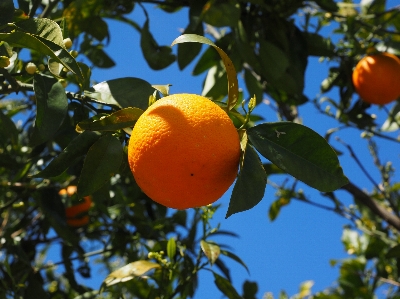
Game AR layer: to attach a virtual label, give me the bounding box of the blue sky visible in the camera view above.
[21,1,399,298]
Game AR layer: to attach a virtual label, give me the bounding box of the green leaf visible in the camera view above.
[200,240,220,265]
[202,0,241,27]
[0,109,18,145]
[15,18,64,46]
[0,32,84,82]
[77,134,123,198]
[220,249,250,274]
[258,40,289,81]
[83,44,115,68]
[86,77,155,110]
[0,0,14,26]
[30,74,68,146]
[213,272,243,299]
[247,122,349,192]
[202,64,228,100]
[226,142,267,218]
[103,261,161,287]
[314,0,338,11]
[25,273,49,299]
[141,19,175,70]
[304,32,335,57]
[242,280,258,299]
[167,238,177,262]
[36,188,79,246]
[172,34,239,110]
[34,131,101,178]
[386,244,400,258]
[244,69,263,105]
[77,107,144,132]
[268,197,291,221]
[177,15,204,70]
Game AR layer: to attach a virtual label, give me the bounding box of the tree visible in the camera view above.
[0,0,400,298]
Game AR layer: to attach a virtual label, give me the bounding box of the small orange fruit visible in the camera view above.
[352,52,400,105]
[128,93,241,209]
[60,186,92,227]
[66,215,90,227]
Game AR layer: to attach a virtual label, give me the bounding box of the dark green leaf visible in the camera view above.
[226,142,267,218]
[25,273,49,299]
[77,134,123,198]
[36,188,79,246]
[304,32,335,57]
[314,0,338,11]
[202,1,241,27]
[213,272,242,299]
[86,77,155,110]
[248,122,349,192]
[387,244,400,258]
[244,69,263,105]
[82,16,109,41]
[242,280,258,299]
[30,74,68,146]
[0,109,18,145]
[141,19,175,70]
[15,18,64,46]
[0,0,14,26]
[220,249,250,274]
[192,45,219,75]
[34,131,101,178]
[77,107,143,132]
[84,44,115,68]
[177,15,204,70]
[258,40,289,80]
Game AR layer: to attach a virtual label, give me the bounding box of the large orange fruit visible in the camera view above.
[128,93,241,209]
[352,52,400,105]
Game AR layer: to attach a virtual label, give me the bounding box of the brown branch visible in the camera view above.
[341,182,400,231]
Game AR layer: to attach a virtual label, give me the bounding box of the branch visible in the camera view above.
[341,182,400,231]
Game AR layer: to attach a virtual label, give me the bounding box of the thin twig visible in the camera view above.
[341,182,400,231]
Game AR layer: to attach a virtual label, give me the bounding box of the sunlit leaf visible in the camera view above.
[77,107,143,132]
[15,18,64,46]
[86,77,155,109]
[200,240,220,265]
[248,122,349,192]
[172,34,238,110]
[103,261,161,287]
[0,32,84,82]
[77,134,123,198]
[167,238,177,262]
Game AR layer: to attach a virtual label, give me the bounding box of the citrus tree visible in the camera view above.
[0,0,400,298]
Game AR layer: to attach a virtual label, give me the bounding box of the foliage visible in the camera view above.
[0,0,400,298]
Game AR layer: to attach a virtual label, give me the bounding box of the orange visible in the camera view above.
[128,93,241,209]
[352,52,400,105]
[60,186,92,227]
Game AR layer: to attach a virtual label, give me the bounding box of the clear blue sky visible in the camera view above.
[40,1,399,298]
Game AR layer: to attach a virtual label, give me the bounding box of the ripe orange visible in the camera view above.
[352,52,400,105]
[128,93,241,209]
[60,186,92,227]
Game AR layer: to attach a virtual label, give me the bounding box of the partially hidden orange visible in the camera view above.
[352,52,400,105]
[128,93,241,209]
[60,186,92,227]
